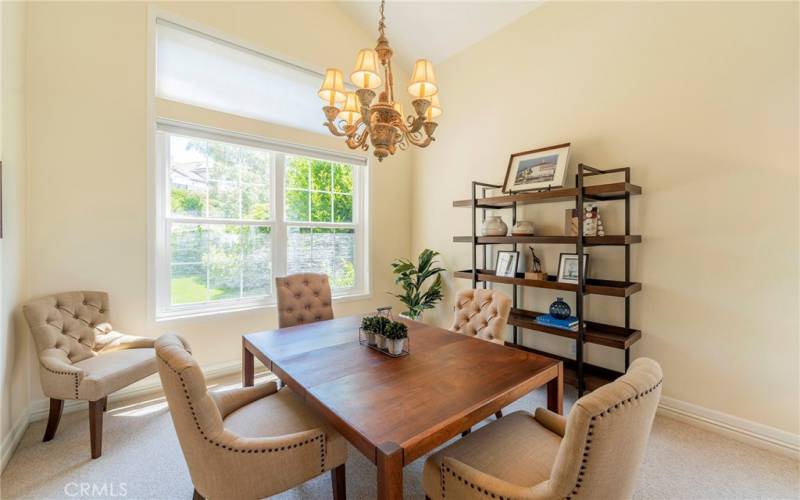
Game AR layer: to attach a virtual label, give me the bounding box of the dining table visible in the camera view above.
[242,314,563,500]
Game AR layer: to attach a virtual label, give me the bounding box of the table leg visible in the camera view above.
[376,442,403,500]
[242,341,254,388]
[547,362,564,415]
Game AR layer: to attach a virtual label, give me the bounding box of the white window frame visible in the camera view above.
[153,120,369,320]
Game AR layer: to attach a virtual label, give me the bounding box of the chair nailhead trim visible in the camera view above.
[440,464,508,500]
[40,363,81,399]
[564,378,663,500]
[157,353,327,471]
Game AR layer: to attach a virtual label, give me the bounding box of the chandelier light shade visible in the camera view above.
[351,49,382,89]
[318,68,347,106]
[408,59,438,98]
[318,0,441,161]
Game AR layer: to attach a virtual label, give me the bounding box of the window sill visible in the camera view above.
[155,290,372,323]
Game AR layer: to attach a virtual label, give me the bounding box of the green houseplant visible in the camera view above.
[384,321,409,355]
[372,316,390,349]
[360,316,378,346]
[390,249,445,320]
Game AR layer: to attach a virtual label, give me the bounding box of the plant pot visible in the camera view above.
[365,331,377,346]
[387,338,406,355]
[375,334,387,349]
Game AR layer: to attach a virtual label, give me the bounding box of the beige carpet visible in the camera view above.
[2,373,798,500]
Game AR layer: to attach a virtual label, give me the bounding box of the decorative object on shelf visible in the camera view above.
[481,216,508,236]
[390,249,444,320]
[358,307,409,357]
[549,297,572,320]
[557,252,589,284]
[525,246,547,280]
[502,143,571,193]
[511,220,535,236]
[565,204,606,236]
[317,0,441,161]
[535,313,580,332]
[495,250,520,278]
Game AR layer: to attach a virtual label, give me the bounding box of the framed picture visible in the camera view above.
[502,143,571,193]
[557,253,589,284]
[495,250,519,278]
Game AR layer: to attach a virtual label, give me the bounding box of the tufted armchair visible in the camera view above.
[423,358,663,500]
[450,288,512,345]
[275,273,334,328]
[22,291,156,458]
[156,334,347,500]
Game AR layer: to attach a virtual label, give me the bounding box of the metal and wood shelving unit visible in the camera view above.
[452,164,642,395]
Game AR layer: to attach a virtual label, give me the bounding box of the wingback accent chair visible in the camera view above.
[275,273,334,328]
[155,334,347,500]
[22,291,157,458]
[423,358,663,500]
[450,288,512,345]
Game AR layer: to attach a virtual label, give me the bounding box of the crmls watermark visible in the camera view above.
[64,482,128,497]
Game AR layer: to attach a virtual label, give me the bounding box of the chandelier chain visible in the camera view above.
[378,0,386,37]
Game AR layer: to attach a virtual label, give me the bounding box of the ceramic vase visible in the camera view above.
[387,338,406,355]
[375,334,387,349]
[549,297,571,319]
[511,220,535,235]
[482,216,508,236]
[365,331,377,346]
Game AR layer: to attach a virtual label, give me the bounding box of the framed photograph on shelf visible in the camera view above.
[495,250,519,278]
[502,143,571,193]
[557,253,589,284]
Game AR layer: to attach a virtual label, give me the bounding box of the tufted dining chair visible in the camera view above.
[22,291,157,458]
[450,288,512,345]
[423,358,663,500]
[155,334,347,500]
[275,273,334,328]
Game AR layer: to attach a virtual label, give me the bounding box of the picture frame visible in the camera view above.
[495,250,520,278]
[502,143,571,193]
[557,253,589,284]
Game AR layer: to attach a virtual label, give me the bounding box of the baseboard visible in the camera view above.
[1,409,31,472]
[658,396,799,459]
[28,359,247,422]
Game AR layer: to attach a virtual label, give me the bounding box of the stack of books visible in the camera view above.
[535,314,581,332]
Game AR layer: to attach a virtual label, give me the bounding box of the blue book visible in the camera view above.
[535,314,580,331]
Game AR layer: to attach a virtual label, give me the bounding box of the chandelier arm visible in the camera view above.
[346,126,370,150]
[324,120,349,137]
[399,115,425,134]
[403,129,433,148]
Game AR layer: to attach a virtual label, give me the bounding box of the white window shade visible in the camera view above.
[156,20,330,135]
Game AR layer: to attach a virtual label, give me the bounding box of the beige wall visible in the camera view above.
[25,1,412,401]
[411,1,799,434]
[1,0,31,446]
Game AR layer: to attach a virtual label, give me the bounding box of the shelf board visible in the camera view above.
[508,308,641,349]
[454,269,642,297]
[452,182,642,209]
[504,343,623,392]
[453,235,641,246]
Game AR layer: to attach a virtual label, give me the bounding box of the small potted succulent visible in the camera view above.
[360,316,379,346]
[373,316,390,349]
[384,320,409,355]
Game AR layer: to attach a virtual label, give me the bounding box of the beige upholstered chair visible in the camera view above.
[275,273,334,328]
[450,288,512,345]
[22,291,156,458]
[155,334,347,500]
[424,358,663,500]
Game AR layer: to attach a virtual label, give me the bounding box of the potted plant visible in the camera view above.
[360,316,378,346]
[384,320,408,355]
[373,316,390,349]
[390,249,445,321]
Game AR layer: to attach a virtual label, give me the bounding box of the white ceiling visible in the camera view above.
[337,1,543,71]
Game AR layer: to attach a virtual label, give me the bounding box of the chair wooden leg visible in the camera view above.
[192,488,204,500]
[89,399,104,459]
[495,410,503,419]
[43,398,63,442]
[331,463,346,500]
[461,428,471,437]
[101,396,108,412]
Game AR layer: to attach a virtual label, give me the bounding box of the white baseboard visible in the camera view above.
[1,409,31,472]
[658,396,799,459]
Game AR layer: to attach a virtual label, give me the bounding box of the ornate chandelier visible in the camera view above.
[317,0,441,161]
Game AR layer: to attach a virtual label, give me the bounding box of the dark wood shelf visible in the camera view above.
[508,308,641,349]
[505,343,623,392]
[453,269,642,297]
[453,235,641,246]
[452,182,642,209]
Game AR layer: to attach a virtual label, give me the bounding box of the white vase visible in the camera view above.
[375,334,387,349]
[365,331,377,346]
[512,220,535,235]
[400,311,422,322]
[387,338,406,355]
[481,216,508,236]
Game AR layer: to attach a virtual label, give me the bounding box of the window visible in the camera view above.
[155,123,368,319]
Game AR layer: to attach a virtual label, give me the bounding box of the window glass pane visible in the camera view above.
[171,223,209,305]
[311,192,332,222]
[207,141,240,182]
[243,226,272,297]
[207,225,242,301]
[287,226,355,290]
[333,194,353,223]
[285,189,309,221]
[333,229,356,289]
[208,181,239,219]
[241,183,269,220]
[333,164,353,193]
[311,161,332,191]
[170,136,207,217]
[285,157,309,189]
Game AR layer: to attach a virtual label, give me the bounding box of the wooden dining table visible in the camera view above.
[242,315,563,500]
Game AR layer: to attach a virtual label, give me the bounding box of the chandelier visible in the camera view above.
[317,0,441,161]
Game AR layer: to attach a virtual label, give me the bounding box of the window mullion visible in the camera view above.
[274,153,287,285]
